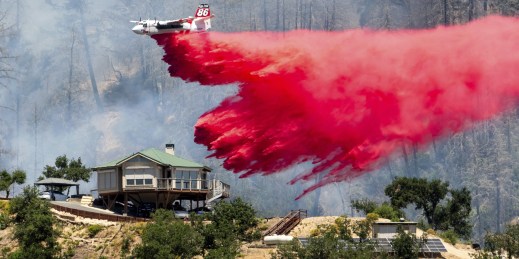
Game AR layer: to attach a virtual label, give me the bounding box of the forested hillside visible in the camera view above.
[0,0,518,243]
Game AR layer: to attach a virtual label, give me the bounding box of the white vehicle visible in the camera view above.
[172,201,189,219]
[38,191,69,201]
[131,4,213,35]
[173,208,189,219]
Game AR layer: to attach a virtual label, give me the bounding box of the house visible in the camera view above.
[372,221,417,238]
[93,144,230,215]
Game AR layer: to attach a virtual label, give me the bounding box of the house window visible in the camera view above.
[126,168,154,186]
[175,171,182,188]
[190,171,198,189]
[173,170,200,189]
[99,170,117,190]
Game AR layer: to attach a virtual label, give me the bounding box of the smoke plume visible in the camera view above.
[153,16,519,198]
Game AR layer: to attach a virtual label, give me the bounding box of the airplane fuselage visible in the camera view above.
[132,20,192,35]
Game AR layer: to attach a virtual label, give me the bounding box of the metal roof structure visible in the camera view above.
[297,238,448,254]
[34,177,80,187]
[94,148,211,171]
[373,221,418,225]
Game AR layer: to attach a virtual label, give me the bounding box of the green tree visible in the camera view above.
[384,177,472,238]
[477,224,519,259]
[41,155,91,182]
[0,169,26,198]
[195,218,240,259]
[132,209,203,259]
[372,203,404,222]
[210,197,259,241]
[385,177,449,229]
[8,186,60,258]
[352,199,403,222]
[391,226,427,259]
[352,198,378,214]
[445,187,472,239]
[190,198,259,258]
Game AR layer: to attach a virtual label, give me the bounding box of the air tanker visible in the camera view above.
[131,4,213,35]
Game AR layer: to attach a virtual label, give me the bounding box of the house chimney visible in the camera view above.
[165,144,175,155]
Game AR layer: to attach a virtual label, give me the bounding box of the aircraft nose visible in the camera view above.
[132,25,142,34]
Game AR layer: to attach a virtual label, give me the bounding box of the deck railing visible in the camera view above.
[156,178,209,191]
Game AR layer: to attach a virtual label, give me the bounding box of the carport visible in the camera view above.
[34,177,80,198]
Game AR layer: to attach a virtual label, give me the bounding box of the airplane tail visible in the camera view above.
[195,4,211,18]
[192,4,213,32]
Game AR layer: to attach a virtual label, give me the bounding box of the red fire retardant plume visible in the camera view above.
[153,16,519,199]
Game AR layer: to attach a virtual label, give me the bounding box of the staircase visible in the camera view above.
[263,210,307,236]
[206,179,230,204]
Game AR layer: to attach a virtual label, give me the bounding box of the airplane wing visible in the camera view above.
[156,19,185,29]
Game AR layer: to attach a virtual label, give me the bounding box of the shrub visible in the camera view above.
[479,224,519,258]
[353,219,372,241]
[257,222,269,231]
[391,227,426,259]
[251,229,262,241]
[0,200,9,211]
[426,228,436,236]
[1,247,10,258]
[62,245,75,259]
[133,209,204,259]
[129,222,146,235]
[0,212,9,230]
[121,236,132,257]
[8,186,60,258]
[366,213,379,221]
[334,216,353,240]
[373,203,402,221]
[309,228,321,237]
[87,224,103,238]
[439,229,458,245]
[417,218,429,230]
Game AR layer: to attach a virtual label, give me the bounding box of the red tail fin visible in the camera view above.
[195,4,211,18]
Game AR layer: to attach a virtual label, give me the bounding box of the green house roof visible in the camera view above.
[95,148,210,171]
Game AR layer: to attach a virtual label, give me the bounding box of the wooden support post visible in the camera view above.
[165,192,172,209]
[102,196,109,209]
[107,193,119,211]
[124,192,128,216]
[156,192,159,210]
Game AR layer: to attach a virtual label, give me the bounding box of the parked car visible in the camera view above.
[188,206,212,215]
[137,202,156,218]
[173,207,189,219]
[38,191,69,201]
[172,201,189,219]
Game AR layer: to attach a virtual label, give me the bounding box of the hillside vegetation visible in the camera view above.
[0,0,518,245]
